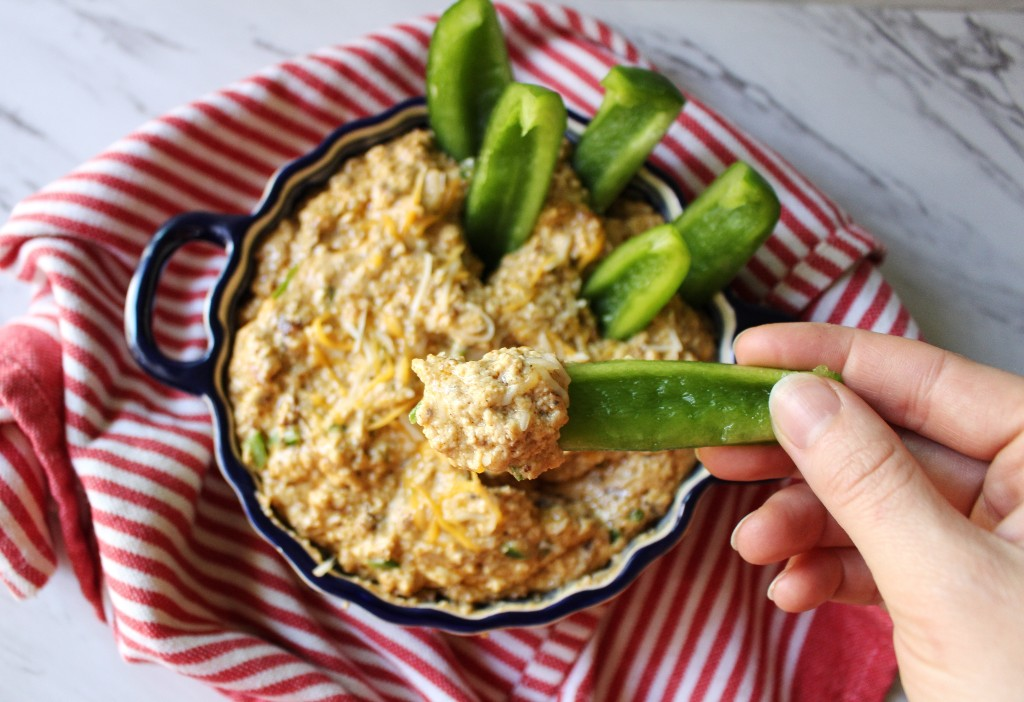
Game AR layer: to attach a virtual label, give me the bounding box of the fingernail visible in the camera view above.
[730,512,753,550]
[994,506,1024,545]
[730,329,751,361]
[769,374,842,449]
[767,568,786,601]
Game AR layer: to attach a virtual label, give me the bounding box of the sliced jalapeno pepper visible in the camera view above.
[581,223,691,340]
[559,361,840,451]
[464,82,567,269]
[426,0,513,161]
[675,161,780,307]
[571,66,685,213]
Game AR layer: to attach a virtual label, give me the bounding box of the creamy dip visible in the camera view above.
[412,347,570,480]
[229,128,715,607]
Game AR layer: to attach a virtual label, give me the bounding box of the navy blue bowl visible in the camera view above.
[125,97,742,633]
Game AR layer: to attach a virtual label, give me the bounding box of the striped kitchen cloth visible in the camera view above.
[0,2,909,700]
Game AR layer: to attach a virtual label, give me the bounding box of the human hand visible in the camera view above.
[698,323,1024,701]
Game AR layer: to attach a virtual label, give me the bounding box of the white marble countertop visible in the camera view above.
[1,1,1021,700]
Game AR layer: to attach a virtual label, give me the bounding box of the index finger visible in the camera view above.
[733,323,1024,461]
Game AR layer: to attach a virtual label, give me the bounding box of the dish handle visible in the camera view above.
[125,211,246,395]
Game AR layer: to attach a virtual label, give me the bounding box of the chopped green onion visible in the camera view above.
[502,545,525,559]
[368,558,400,570]
[246,431,268,469]
[629,508,645,522]
[272,266,298,299]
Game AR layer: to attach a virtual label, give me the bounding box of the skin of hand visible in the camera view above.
[698,323,1024,701]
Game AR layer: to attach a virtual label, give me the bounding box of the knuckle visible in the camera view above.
[985,432,1024,520]
[822,437,916,518]
[899,350,952,433]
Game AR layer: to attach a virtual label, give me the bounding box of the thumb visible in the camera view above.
[769,372,963,592]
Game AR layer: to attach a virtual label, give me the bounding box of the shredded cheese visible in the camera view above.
[404,464,500,551]
[411,168,426,207]
[383,314,404,339]
[312,556,336,577]
[443,472,503,529]
[413,485,478,551]
[352,307,368,354]
[310,342,346,386]
[395,353,412,387]
[408,253,433,322]
[367,399,418,432]
[365,360,395,393]
[452,302,495,346]
[311,315,351,351]
[410,213,439,238]
[380,214,399,239]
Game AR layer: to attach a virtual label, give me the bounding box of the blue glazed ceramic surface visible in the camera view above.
[126,97,742,633]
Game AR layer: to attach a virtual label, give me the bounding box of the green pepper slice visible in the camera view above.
[675,161,780,307]
[559,361,839,451]
[426,0,513,161]
[572,66,685,213]
[581,223,691,340]
[464,82,567,269]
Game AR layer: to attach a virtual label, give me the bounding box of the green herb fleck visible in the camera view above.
[628,508,645,522]
[246,431,268,469]
[508,466,525,481]
[408,403,420,425]
[280,426,301,446]
[609,528,621,544]
[368,558,400,570]
[272,266,298,299]
[502,545,525,559]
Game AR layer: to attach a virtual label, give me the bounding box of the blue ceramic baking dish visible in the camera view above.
[125,97,742,633]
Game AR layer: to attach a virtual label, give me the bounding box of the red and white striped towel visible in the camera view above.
[0,3,909,700]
